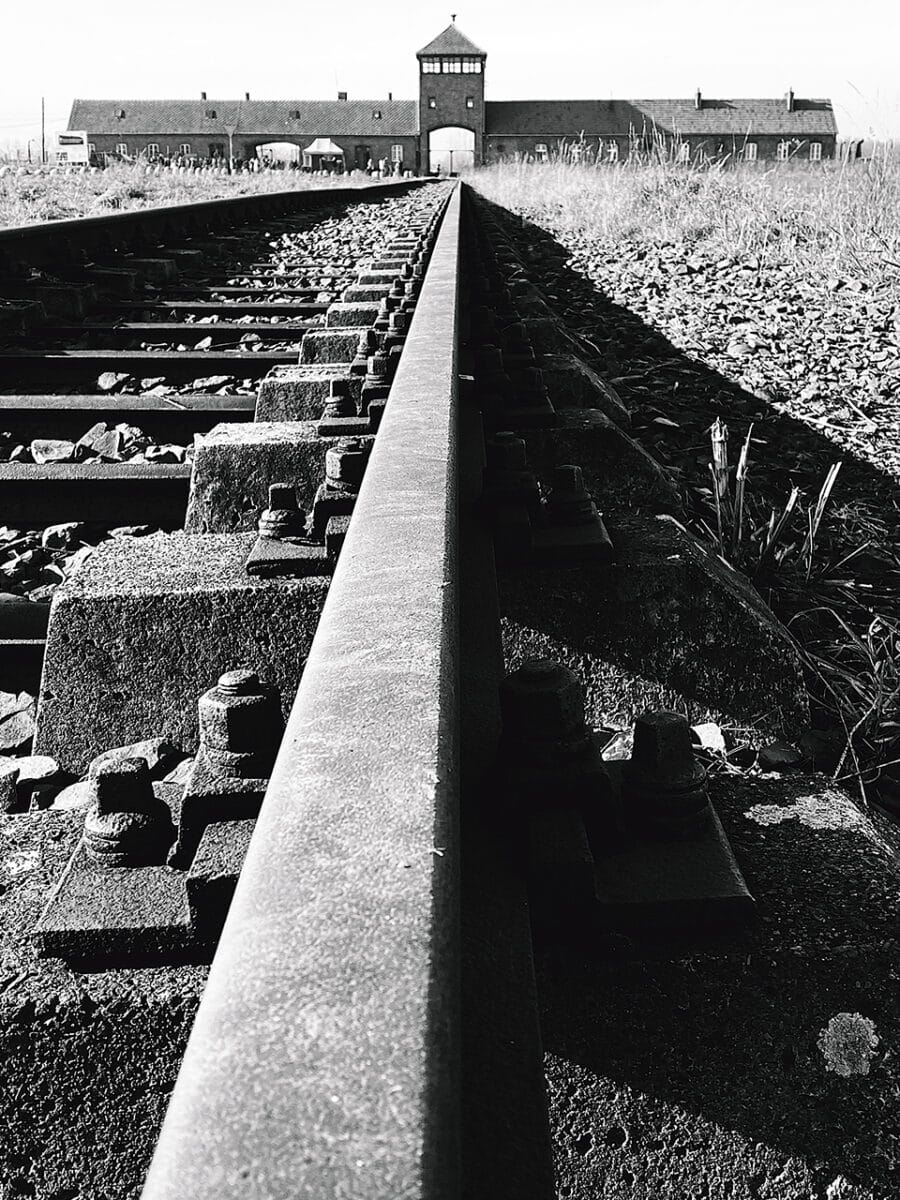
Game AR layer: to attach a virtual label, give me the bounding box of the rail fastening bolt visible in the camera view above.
[486,431,528,471]
[198,668,284,778]
[258,482,306,539]
[83,756,175,867]
[500,658,588,746]
[322,379,356,419]
[325,437,369,491]
[546,465,601,527]
[625,710,709,833]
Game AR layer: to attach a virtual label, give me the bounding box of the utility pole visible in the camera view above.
[224,124,237,174]
[41,97,46,164]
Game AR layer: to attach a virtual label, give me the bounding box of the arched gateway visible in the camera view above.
[428,126,476,174]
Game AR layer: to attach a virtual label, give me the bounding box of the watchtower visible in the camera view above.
[417,20,486,172]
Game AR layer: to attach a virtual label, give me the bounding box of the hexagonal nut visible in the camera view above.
[88,756,155,815]
[499,659,587,742]
[325,438,370,488]
[198,670,283,754]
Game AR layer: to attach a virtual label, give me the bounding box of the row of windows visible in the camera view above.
[420,56,482,73]
[496,139,825,163]
[112,142,407,159]
[427,96,476,110]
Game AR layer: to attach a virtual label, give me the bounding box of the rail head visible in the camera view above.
[0,177,429,253]
[141,183,461,1199]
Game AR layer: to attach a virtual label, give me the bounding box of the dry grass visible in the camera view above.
[0,162,367,229]
[467,149,900,797]
[465,146,900,291]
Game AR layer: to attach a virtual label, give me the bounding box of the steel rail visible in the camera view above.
[141,182,461,1199]
[0,178,427,257]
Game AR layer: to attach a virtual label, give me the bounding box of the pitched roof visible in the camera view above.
[485,98,837,138]
[68,99,418,138]
[416,23,486,57]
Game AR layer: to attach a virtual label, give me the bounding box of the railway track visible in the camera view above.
[0,180,896,1200]
[0,179,441,691]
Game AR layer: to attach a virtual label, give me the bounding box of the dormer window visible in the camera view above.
[373,109,382,119]
[290,109,301,119]
[116,108,126,119]
[205,108,217,119]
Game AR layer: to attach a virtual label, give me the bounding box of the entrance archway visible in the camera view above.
[254,142,300,165]
[428,126,475,174]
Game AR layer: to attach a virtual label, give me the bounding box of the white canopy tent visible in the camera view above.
[302,138,345,170]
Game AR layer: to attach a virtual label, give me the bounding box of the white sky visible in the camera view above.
[0,0,897,150]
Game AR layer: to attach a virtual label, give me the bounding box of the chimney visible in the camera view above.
[337,91,348,101]
[786,88,794,112]
[694,89,702,109]
[388,91,392,102]
[201,91,207,101]
[245,92,250,101]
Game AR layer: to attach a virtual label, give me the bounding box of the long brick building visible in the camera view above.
[68,21,838,170]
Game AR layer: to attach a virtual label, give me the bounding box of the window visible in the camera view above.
[391,143,404,163]
[607,139,619,162]
[290,109,302,119]
[116,143,128,156]
[809,141,822,161]
[676,140,690,162]
[422,55,481,73]
[88,143,96,155]
[147,143,160,157]
[57,153,68,163]
[179,143,191,155]
[744,141,758,161]
[372,109,382,120]
[116,108,126,119]
[776,140,790,161]
[535,142,549,162]
[208,142,224,157]
[466,95,475,109]
[422,54,481,73]
[205,107,217,119]
[428,96,436,110]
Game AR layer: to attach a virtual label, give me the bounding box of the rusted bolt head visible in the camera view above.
[199,670,283,756]
[323,380,356,419]
[217,668,262,697]
[500,659,587,743]
[90,756,155,815]
[267,482,298,511]
[629,711,705,791]
[366,353,388,379]
[84,756,174,866]
[546,465,600,526]
[486,432,527,471]
[326,437,369,489]
[258,482,305,538]
[356,329,377,355]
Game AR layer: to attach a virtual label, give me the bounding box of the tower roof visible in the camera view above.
[416,23,486,58]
